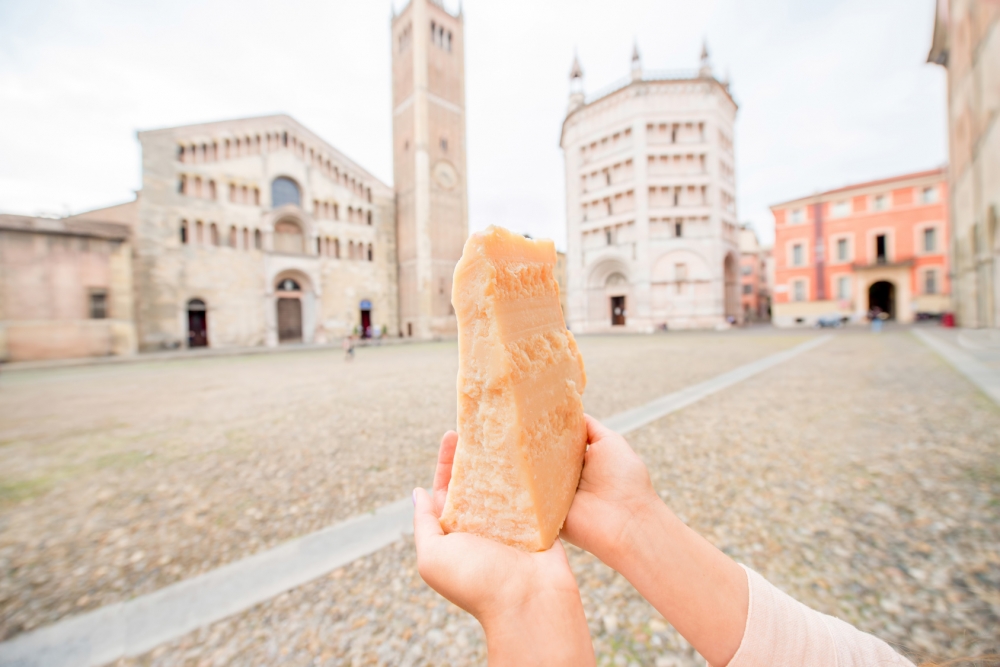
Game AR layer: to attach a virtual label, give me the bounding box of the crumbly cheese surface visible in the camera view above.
[440,226,587,552]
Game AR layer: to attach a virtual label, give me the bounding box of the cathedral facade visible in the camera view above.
[561,44,741,332]
[0,0,467,361]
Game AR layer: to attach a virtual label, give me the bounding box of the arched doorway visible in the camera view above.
[359,299,373,337]
[276,278,303,342]
[606,272,628,326]
[187,299,208,347]
[868,281,895,319]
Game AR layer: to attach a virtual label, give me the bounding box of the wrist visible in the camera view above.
[479,584,594,666]
[605,496,678,575]
[599,492,669,573]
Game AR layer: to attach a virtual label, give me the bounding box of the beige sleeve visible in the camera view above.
[726,565,914,667]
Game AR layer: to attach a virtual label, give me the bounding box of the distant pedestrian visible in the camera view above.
[342,335,355,361]
[869,307,883,333]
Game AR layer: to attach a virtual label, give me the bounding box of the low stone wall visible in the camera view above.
[0,319,136,362]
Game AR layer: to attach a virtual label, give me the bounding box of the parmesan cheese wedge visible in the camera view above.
[441,226,587,552]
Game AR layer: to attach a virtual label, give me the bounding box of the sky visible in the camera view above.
[0,0,946,248]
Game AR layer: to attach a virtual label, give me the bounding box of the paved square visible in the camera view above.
[2,329,998,665]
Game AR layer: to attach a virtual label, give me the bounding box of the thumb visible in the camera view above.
[412,487,443,553]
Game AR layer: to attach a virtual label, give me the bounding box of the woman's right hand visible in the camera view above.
[561,415,749,667]
[560,414,662,569]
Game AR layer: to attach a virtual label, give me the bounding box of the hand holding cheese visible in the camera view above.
[413,432,596,667]
[441,226,587,552]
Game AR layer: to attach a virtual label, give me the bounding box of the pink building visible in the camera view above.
[770,168,950,326]
[739,224,771,321]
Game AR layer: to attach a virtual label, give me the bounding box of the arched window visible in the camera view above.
[316,237,322,255]
[254,229,262,250]
[208,180,217,200]
[367,210,372,225]
[334,238,340,258]
[194,176,203,198]
[272,177,301,208]
[229,225,237,248]
[367,243,373,261]
[180,219,188,244]
[196,220,204,244]
[277,278,301,291]
[210,223,219,246]
[348,241,355,259]
[178,145,185,162]
[242,227,249,250]
[274,219,304,254]
[179,175,187,194]
[253,188,260,206]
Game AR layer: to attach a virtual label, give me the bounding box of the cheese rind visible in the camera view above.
[441,226,587,552]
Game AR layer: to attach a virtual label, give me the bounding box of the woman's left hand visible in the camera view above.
[413,431,595,667]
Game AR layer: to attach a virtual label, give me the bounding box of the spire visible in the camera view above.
[569,53,583,81]
[630,39,643,82]
[568,52,585,114]
[699,39,713,78]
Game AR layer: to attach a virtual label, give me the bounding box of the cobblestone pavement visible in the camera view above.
[0,332,804,640]
[103,330,1000,666]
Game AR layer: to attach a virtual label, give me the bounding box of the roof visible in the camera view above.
[561,71,736,146]
[927,0,950,65]
[770,167,947,209]
[0,214,130,240]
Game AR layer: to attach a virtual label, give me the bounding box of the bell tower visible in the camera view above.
[391,0,468,338]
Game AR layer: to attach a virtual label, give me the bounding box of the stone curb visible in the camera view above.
[912,328,1000,406]
[0,500,414,667]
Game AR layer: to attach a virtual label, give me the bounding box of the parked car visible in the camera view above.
[817,313,848,328]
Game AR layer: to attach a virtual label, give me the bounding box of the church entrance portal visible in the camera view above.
[187,299,208,348]
[276,277,303,343]
[360,299,372,337]
[611,296,626,326]
[277,299,302,342]
[868,281,895,319]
